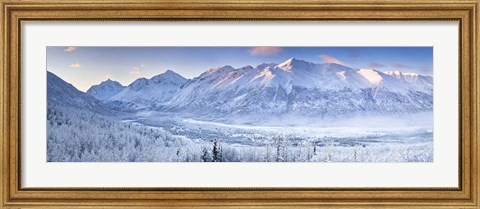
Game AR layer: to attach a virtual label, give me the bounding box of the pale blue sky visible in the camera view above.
[47,47,433,92]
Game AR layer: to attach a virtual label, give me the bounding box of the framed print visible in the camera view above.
[1,0,478,208]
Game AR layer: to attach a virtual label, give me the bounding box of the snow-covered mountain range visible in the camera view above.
[49,58,433,119]
[97,70,188,111]
[166,58,433,119]
[47,71,109,113]
[86,79,125,100]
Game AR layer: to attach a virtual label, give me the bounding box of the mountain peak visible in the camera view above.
[48,71,107,111]
[206,65,235,75]
[384,70,419,77]
[241,65,254,70]
[278,57,300,65]
[357,68,384,86]
[276,57,312,71]
[100,78,121,85]
[108,70,189,107]
[283,57,297,62]
[151,70,187,84]
[164,69,176,75]
[128,78,149,91]
[158,69,179,76]
[87,78,126,101]
[255,63,277,70]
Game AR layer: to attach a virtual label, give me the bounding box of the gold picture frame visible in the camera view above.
[1,0,478,208]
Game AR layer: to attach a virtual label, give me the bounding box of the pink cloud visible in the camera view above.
[319,55,346,66]
[249,47,283,56]
[64,46,77,52]
[393,63,413,69]
[130,64,145,75]
[69,63,80,68]
[369,62,385,68]
[130,70,142,75]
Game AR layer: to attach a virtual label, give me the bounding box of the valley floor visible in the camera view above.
[47,106,433,162]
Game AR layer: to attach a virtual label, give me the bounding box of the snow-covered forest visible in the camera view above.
[47,105,432,162]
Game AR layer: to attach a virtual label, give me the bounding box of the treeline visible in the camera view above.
[48,105,202,162]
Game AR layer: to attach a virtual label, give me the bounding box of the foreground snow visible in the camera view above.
[48,106,432,162]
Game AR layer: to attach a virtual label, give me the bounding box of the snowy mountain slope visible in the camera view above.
[167,59,372,109]
[107,70,188,110]
[47,71,108,113]
[86,79,125,101]
[384,70,433,91]
[356,68,420,93]
[165,58,433,119]
[66,57,433,119]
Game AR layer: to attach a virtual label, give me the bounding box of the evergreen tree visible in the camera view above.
[275,137,282,162]
[201,147,209,162]
[212,139,222,162]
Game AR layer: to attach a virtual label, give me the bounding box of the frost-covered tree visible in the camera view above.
[47,104,433,163]
[201,147,210,162]
[212,139,222,162]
